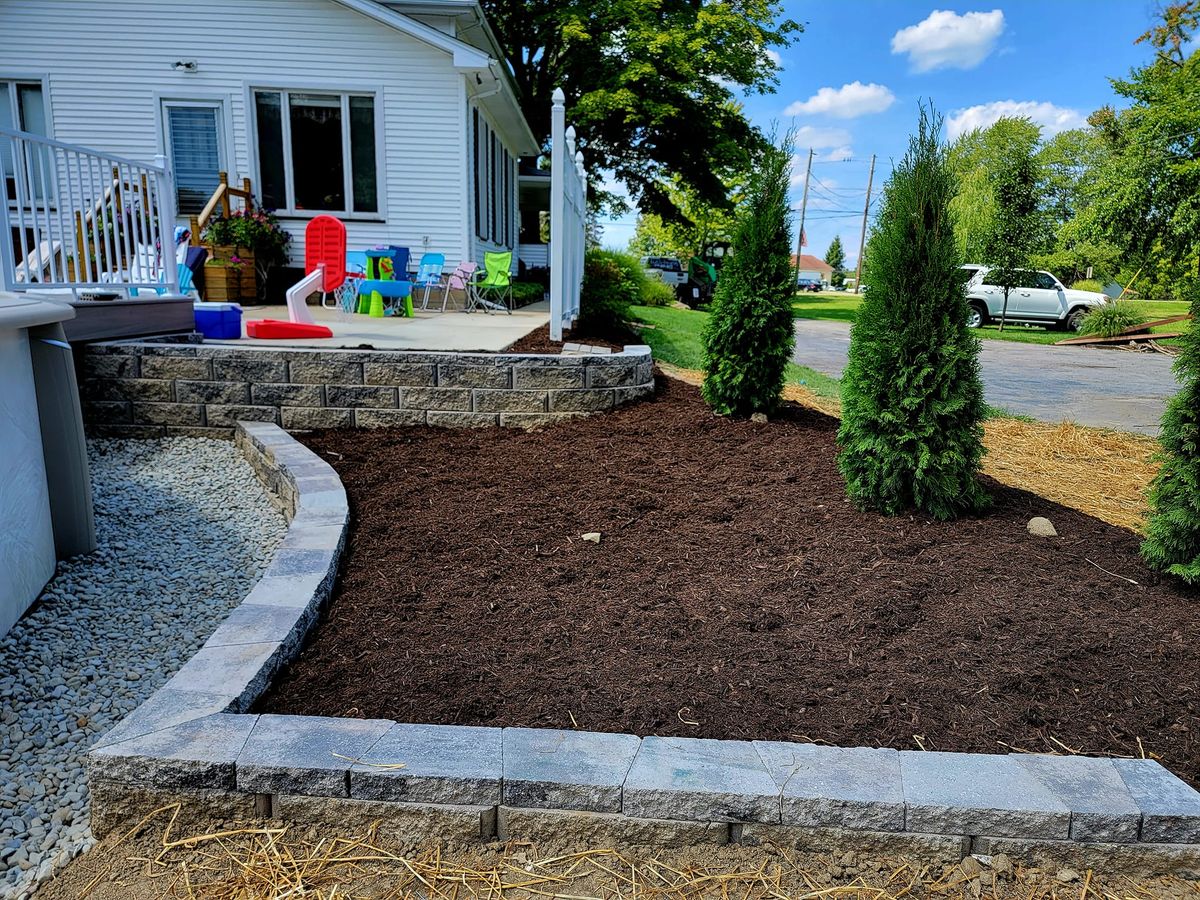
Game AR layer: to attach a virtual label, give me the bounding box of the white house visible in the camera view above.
[0,0,540,271]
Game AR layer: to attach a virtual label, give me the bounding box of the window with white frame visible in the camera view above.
[473,108,514,246]
[252,89,379,215]
[1,80,48,199]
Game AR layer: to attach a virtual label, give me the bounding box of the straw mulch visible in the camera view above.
[658,364,1159,534]
[58,805,1200,900]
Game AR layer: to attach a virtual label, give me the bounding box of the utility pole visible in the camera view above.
[853,154,876,294]
[792,148,814,288]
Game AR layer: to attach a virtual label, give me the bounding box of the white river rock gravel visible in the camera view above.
[0,437,286,898]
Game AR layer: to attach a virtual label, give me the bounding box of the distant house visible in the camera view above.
[790,254,833,287]
[1,0,540,270]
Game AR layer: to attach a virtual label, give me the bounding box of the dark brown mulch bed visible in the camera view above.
[260,378,1200,784]
[505,322,635,353]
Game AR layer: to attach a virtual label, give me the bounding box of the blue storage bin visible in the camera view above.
[193,302,242,339]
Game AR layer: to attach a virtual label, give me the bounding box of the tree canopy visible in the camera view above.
[481,0,800,220]
[824,236,846,287]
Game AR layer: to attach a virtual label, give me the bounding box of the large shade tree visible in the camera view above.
[481,0,800,220]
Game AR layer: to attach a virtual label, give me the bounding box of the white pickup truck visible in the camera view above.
[961,265,1108,331]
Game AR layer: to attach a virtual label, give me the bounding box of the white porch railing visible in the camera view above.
[548,88,587,341]
[1,127,179,296]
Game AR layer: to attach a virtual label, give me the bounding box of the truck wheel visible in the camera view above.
[966,302,987,329]
[1066,307,1088,332]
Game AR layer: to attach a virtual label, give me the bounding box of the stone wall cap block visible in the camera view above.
[350,723,503,806]
[1114,759,1200,843]
[93,686,238,750]
[900,751,1071,839]
[237,714,394,797]
[203,603,311,651]
[88,713,256,791]
[167,642,282,712]
[754,741,904,831]
[623,735,780,824]
[502,728,641,813]
[1014,754,1142,843]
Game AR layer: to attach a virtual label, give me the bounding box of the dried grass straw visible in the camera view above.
[658,364,1159,533]
[81,807,1198,900]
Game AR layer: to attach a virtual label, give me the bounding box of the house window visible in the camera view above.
[1,81,48,199]
[252,89,378,215]
[163,101,225,215]
[472,108,514,247]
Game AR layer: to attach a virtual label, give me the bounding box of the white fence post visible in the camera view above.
[548,88,587,342]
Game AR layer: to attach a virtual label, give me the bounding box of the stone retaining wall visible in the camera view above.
[86,424,1200,876]
[78,341,654,437]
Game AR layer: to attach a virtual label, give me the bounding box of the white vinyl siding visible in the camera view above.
[0,0,470,262]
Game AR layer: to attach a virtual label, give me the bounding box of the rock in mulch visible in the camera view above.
[1027,516,1058,537]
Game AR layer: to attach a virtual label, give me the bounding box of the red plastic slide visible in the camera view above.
[246,215,343,340]
[245,319,333,339]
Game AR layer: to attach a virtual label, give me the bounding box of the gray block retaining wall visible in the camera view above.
[78,341,655,437]
[86,422,1200,876]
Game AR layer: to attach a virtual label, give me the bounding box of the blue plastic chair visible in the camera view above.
[414,253,446,310]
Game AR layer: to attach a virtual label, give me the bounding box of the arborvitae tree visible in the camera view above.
[837,108,989,521]
[1143,285,1200,582]
[701,132,796,417]
[824,236,846,288]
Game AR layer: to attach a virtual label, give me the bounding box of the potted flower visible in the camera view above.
[202,254,252,302]
[201,206,290,301]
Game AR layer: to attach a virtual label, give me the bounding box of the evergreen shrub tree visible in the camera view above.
[837,108,989,521]
[825,236,846,288]
[701,133,796,416]
[1143,284,1200,582]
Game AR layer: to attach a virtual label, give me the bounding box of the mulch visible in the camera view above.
[259,377,1200,785]
[504,322,634,353]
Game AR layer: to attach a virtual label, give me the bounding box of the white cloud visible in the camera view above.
[891,9,1005,72]
[792,125,854,149]
[764,48,781,66]
[946,100,1087,139]
[820,146,854,162]
[784,82,895,118]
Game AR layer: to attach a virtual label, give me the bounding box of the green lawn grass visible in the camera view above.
[631,304,841,400]
[792,292,1192,345]
[632,302,1047,420]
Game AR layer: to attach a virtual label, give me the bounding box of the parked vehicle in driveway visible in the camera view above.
[796,277,823,292]
[961,265,1107,331]
[641,256,687,286]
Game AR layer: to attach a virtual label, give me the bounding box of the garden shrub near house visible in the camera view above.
[577,249,642,332]
[838,108,989,521]
[1143,286,1200,582]
[700,134,796,417]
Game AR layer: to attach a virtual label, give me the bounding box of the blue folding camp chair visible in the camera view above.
[414,253,446,310]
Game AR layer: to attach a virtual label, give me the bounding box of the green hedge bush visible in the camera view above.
[578,249,643,332]
[510,282,546,307]
[1079,301,1146,337]
[640,278,676,307]
[1070,278,1105,293]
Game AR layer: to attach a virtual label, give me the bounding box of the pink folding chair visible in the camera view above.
[441,261,478,312]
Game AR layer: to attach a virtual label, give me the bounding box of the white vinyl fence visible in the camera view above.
[1,127,179,296]
[549,88,587,341]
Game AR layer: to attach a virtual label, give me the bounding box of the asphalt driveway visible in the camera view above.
[793,319,1179,435]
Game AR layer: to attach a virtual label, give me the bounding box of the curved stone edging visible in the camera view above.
[87,423,1200,875]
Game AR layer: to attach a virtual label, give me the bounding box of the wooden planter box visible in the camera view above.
[204,245,257,302]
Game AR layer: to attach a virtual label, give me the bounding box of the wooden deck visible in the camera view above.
[51,295,195,343]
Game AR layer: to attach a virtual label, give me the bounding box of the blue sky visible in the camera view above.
[600,1,1164,264]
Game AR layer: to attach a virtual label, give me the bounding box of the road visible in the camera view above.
[793,319,1180,435]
